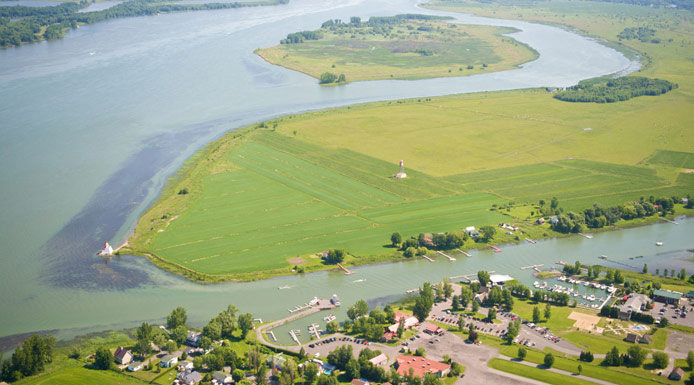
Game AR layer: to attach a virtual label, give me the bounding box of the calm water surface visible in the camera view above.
[0,0,670,343]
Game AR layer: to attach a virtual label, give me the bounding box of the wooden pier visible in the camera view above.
[308,324,322,340]
[337,263,354,275]
[288,303,311,313]
[406,288,419,294]
[521,264,544,270]
[525,238,536,244]
[661,217,679,225]
[422,255,434,262]
[489,245,501,252]
[452,271,496,282]
[289,330,301,345]
[266,330,277,342]
[456,249,471,257]
[437,251,456,261]
[556,261,567,266]
[577,233,593,239]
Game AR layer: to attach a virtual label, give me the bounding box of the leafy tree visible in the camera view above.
[317,376,339,385]
[487,308,497,322]
[686,350,694,370]
[686,374,694,385]
[337,74,346,83]
[167,307,187,330]
[579,351,594,362]
[345,358,360,380]
[172,325,187,345]
[442,278,453,299]
[577,364,583,375]
[165,340,178,353]
[403,247,416,258]
[326,321,339,334]
[459,287,472,309]
[134,338,152,357]
[479,226,496,242]
[477,271,490,286]
[137,322,153,342]
[544,353,554,368]
[457,317,465,332]
[471,301,480,313]
[544,303,551,321]
[627,345,647,367]
[423,374,441,385]
[324,249,345,264]
[651,352,669,369]
[203,319,222,341]
[604,346,621,366]
[199,336,212,350]
[415,348,426,357]
[238,313,254,339]
[94,346,113,370]
[3,334,56,379]
[391,232,402,247]
[319,72,338,84]
[232,369,246,382]
[643,264,648,274]
[518,347,527,361]
[533,306,541,324]
[348,300,369,320]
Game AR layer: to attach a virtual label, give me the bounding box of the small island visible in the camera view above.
[255,14,538,83]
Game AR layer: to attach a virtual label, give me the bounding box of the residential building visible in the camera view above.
[127,362,144,372]
[423,323,443,335]
[624,333,639,343]
[369,353,388,367]
[619,293,648,320]
[186,331,202,347]
[669,367,684,381]
[114,346,133,365]
[179,370,202,385]
[212,370,233,384]
[161,354,178,368]
[394,355,450,378]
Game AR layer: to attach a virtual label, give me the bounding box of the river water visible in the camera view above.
[0,0,679,344]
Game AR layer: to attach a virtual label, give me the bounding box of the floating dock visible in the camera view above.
[525,238,536,244]
[456,249,471,257]
[661,217,679,225]
[266,330,277,342]
[437,251,456,261]
[308,324,322,340]
[422,255,434,262]
[289,330,301,345]
[337,263,354,275]
[577,233,593,239]
[489,245,501,252]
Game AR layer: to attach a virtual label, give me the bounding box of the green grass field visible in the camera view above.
[18,367,148,385]
[128,0,694,281]
[256,19,537,82]
[488,358,598,385]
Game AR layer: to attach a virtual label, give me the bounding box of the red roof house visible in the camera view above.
[394,355,450,378]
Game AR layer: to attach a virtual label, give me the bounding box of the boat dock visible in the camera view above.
[556,261,567,266]
[289,330,301,345]
[525,238,536,244]
[422,255,434,262]
[456,249,471,257]
[452,271,496,283]
[661,217,679,225]
[598,295,613,309]
[406,288,419,294]
[521,264,544,270]
[308,324,322,340]
[437,251,456,261]
[254,318,263,323]
[288,303,312,313]
[337,263,354,275]
[489,245,501,252]
[577,233,593,239]
[266,330,277,342]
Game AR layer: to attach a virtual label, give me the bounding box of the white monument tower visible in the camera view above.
[395,160,407,179]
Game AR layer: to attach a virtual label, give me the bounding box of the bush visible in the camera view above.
[319,72,338,84]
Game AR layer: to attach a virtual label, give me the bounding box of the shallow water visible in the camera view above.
[0,0,652,342]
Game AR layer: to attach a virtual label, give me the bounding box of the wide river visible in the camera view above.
[2,0,686,345]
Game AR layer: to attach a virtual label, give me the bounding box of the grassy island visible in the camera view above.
[126,0,694,283]
[255,14,538,83]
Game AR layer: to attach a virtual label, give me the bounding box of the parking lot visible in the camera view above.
[302,333,400,362]
[645,300,694,328]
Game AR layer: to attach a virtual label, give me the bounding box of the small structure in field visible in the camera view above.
[98,241,114,256]
[395,160,407,179]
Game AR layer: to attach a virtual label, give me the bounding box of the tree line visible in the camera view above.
[554,76,676,103]
[0,0,289,48]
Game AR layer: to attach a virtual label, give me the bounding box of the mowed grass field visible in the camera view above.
[150,132,507,275]
[256,20,537,82]
[130,1,694,280]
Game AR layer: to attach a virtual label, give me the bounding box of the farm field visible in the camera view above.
[17,367,148,385]
[256,18,537,82]
[128,0,694,281]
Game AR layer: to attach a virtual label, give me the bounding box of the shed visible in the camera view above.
[669,367,684,381]
[639,334,652,345]
[624,333,639,343]
[127,362,144,372]
[369,353,388,367]
[161,354,178,368]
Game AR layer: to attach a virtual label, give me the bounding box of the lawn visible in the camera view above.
[488,358,597,385]
[256,19,537,82]
[18,367,148,385]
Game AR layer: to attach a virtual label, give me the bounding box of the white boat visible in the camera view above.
[278,285,291,290]
[353,279,365,283]
[583,281,590,286]
[656,241,663,246]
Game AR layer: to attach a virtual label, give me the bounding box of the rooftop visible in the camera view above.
[395,355,450,378]
[653,289,682,300]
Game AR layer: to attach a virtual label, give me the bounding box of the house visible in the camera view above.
[381,332,396,342]
[127,362,144,372]
[535,218,545,225]
[114,346,133,365]
[179,370,202,385]
[684,290,694,299]
[639,334,652,345]
[186,331,202,347]
[653,289,682,304]
[161,354,178,368]
[548,216,559,224]
[179,360,194,371]
[619,293,648,320]
[489,274,515,286]
[212,370,233,384]
[624,333,639,343]
[424,323,443,336]
[387,313,419,333]
[369,353,388,367]
[474,292,488,305]
[394,355,450,378]
[682,198,689,204]
[669,367,684,381]
[351,380,369,385]
[266,354,287,370]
